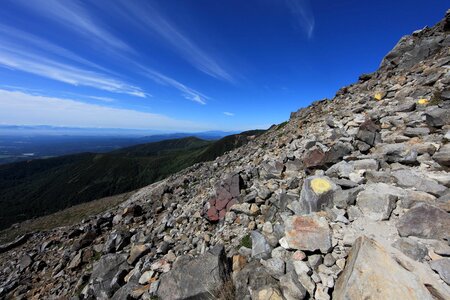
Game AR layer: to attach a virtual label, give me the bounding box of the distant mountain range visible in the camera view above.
[0,130,264,229]
[0,126,239,165]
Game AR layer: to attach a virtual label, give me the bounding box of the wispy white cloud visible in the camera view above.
[139,67,208,105]
[88,96,116,103]
[0,38,146,97]
[0,89,206,131]
[13,0,132,53]
[284,0,315,38]
[114,1,234,82]
[0,24,114,74]
[223,112,235,116]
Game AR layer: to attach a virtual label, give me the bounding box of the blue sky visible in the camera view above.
[0,1,447,132]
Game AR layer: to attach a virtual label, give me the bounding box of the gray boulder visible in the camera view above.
[356,183,401,221]
[425,107,450,128]
[90,253,129,299]
[298,176,339,214]
[157,245,230,300]
[279,271,307,300]
[251,231,272,259]
[433,143,450,167]
[430,259,450,285]
[392,170,447,196]
[392,238,428,262]
[396,203,450,240]
[234,261,278,298]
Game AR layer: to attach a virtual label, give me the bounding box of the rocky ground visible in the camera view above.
[1,10,450,300]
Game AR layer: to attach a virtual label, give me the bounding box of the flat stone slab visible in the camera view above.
[396,203,450,240]
[333,236,450,300]
[282,214,331,253]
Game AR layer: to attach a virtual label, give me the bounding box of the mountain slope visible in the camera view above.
[0,133,263,230]
[0,11,449,300]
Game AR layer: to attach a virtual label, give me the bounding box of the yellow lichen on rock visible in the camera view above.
[311,178,332,194]
[417,98,429,105]
[374,92,384,101]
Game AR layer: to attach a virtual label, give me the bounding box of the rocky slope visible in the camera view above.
[1,10,450,300]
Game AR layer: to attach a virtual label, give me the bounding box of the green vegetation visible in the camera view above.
[239,234,252,249]
[0,132,264,230]
[430,90,443,105]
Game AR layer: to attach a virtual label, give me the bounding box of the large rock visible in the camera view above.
[396,203,450,240]
[280,272,306,300]
[157,245,230,300]
[356,119,380,146]
[251,231,272,259]
[303,142,352,169]
[90,253,129,299]
[204,173,243,222]
[333,236,450,300]
[425,107,450,128]
[234,261,279,298]
[282,214,331,253]
[392,169,447,196]
[356,183,400,221]
[430,259,450,285]
[298,176,338,214]
[433,143,450,167]
[392,238,428,262]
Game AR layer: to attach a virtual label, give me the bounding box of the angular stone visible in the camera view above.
[333,236,450,300]
[356,119,380,146]
[375,143,418,164]
[280,271,307,300]
[254,286,283,300]
[157,245,230,300]
[298,176,338,214]
[397,204,450,240]
[138,270,155,284]
[283,214,332,253]
[392,170,447,196]
[261,257,285,277]
[404,126,431,137]
[433,143,450,167]
[234,261,278,297]
[392,238,428,262]
[425,107,450,128]
[356,183,399,221]
[430,259,450,285]
[333,186,363,209]
[354,159,379,171]
[251,231,272,259]
[90,253,129,299]
[127,244,150,265]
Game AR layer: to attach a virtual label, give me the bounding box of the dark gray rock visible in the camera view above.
[396,204,450,240]
[392,238,428,261]
[298,176,338,214]
[90,253,129,299]
[433,143,450,167]
[280,271,307,300]
[157,245,230,300]
[430,259,450,285]
[234,261,278,298]
[356,119,380,146]
[425,107,450,128]
[333,186,363,209]
[392,170,447,196]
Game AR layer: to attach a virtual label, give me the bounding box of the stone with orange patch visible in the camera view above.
[282,214,331,253]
